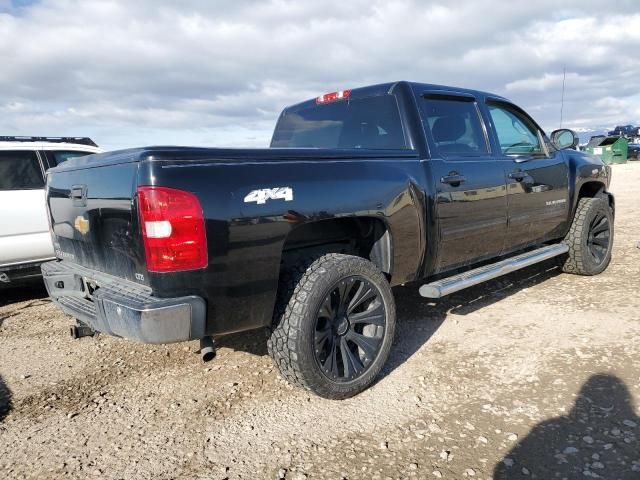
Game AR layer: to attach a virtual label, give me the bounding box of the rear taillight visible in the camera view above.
[137,186,208,272]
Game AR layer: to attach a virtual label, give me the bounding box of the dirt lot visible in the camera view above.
[1,163,639,480]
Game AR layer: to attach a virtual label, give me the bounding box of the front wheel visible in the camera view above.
[562,196,614,275]
[268,254,396,399]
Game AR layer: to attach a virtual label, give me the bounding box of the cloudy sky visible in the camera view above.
[1,0,639,150]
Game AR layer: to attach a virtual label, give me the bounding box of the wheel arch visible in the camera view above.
[576,180,615,216]
[280,216,393,277]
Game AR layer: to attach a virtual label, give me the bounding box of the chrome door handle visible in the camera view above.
[440,174,466,186]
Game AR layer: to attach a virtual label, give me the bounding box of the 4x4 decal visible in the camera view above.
[244,187,293,205]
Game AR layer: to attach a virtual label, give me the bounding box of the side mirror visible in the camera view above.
[550,129,579,150]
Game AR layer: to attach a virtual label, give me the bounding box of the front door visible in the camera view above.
[485,101,570,252]
[420,93,508,274]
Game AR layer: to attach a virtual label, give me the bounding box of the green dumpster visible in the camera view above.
[587,136,628,164]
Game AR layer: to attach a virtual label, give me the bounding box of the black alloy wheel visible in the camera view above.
[268,253,396,399]
[313,276,386,382]
[587,212,611,265]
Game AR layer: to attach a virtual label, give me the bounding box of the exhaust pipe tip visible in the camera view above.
[200,336,216,362]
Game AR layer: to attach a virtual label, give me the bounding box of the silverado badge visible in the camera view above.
[74,215,90,235]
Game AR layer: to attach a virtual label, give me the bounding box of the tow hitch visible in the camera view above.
[70,320,96,339]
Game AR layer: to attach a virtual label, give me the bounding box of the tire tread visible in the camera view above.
[267,253,394,399]
[562,196,612,275]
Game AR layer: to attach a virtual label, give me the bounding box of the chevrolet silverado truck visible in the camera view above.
[42,81,614,399]
[0,137,102,285]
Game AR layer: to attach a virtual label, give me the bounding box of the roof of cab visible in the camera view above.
[408,81,510,103]
[283,80,511,113]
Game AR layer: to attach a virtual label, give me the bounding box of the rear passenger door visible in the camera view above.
[484,100,570,252]
[420,93,508,273]
[0,150,54,266]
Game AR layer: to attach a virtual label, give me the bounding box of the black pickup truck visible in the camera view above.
[42,81,614,399]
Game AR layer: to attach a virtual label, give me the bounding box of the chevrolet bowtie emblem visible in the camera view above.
[74,215,90,235]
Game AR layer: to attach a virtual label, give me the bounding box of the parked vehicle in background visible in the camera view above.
[0,137,102,285]
[608,124,640,143]
[42,81,614,399]
[627,144,640,160]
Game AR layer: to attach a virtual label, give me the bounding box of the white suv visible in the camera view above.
[0,137,103,285]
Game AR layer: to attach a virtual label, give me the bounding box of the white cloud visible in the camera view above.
[1,0,639,149]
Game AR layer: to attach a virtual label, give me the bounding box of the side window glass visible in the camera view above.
[50,150,93,165]
[488,104,544,156]
[421,97,489,156]
[0,151,44,190]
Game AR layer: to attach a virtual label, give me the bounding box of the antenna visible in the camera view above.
[560,66,566,129]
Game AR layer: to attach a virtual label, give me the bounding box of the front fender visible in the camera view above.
[565,149,612,217]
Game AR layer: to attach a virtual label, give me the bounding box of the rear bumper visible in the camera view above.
[41,261,206,344]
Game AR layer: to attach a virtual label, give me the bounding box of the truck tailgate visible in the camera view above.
[46,161,145,283]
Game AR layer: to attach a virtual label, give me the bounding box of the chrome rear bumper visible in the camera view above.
[42,261,206,344]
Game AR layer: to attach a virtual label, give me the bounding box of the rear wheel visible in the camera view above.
[562,197,613,275]
[268,254,396,399]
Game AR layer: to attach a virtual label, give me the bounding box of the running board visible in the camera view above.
[419,244,569,299]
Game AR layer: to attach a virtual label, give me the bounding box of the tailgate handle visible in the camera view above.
[70,185,88,206]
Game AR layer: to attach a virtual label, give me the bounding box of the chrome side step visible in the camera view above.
[419,244,569,298]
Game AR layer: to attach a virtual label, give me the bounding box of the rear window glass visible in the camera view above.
[50,150,93,165]
[421,97,488,156]
[271,95,406,149]
[0,151,44,190]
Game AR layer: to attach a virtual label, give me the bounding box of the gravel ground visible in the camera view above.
[1,163,639,480]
